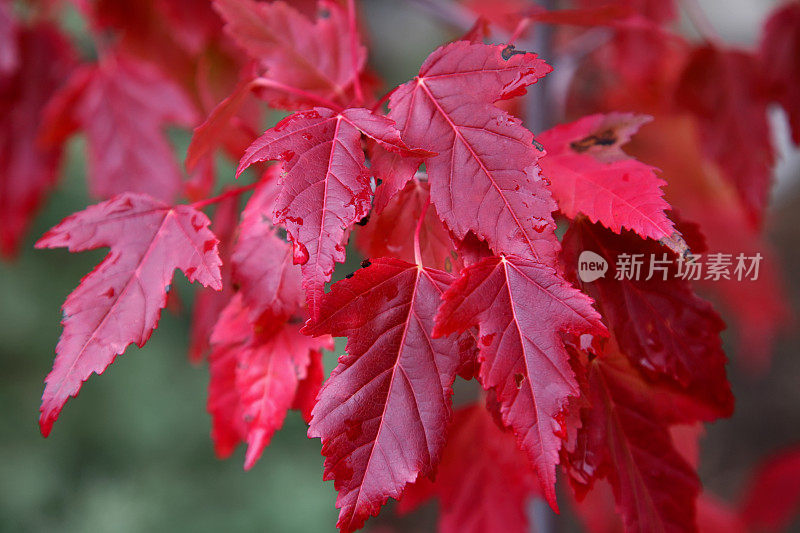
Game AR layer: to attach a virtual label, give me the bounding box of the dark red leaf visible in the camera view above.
[303,258,476,532]
[675,45,773,226]
[566,346,701,533]
[561,219,733,417]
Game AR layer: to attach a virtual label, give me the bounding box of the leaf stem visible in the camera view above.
[249,77,344,111]
[414,197,430,267]
[347,0,365,105]
[190,181,260,210]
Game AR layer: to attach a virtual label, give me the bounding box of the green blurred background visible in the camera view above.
[1,1,799,532]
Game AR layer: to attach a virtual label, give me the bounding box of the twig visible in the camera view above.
[190,181,260,210]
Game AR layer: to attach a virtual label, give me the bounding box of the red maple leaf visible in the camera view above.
[302,258,477,532]
[675,45,774,226]
[0,23,74,257]
[565,345,702,533]
[434,254,606,507]
[376,41,559,262]
[561,219,733,416]
[213,0,364,109]
[236,107,429,319]
[399,404,539,533]
[207,293,333,469]
[760,1,800,146]
[538,113,684,253]
[35,193,222,436]
[40,50,198,203]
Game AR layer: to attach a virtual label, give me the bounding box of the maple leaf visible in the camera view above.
[760,1,800,146]
[208,294,333,469]
[231,175,304,322]
[302,258,477,532]
[186,77,256,172]
[40,50,197,203]
[213,0,364,109]
[356,179,459,273]
[236,107,430,319]
[566,346,701,533]
[0,23,74,257]
[35,193,222,436]
[627,114,790,370]
[433,254,606,508]
[538,113,684,253]
[376,41,560,262]
[561,219,733,416]
[675,45,774,226]
[399,404,539,533]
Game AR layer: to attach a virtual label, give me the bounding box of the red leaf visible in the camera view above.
[0,23,75,257]
[561,219,733,417]
[186,77,256,172]
[566,346,701,533]
[231,175,304,322]
[356,179,460,273]
[35,193,222,436]
[40,51,197,202]
[760,2,800,145]
[740,445,800,532]
[208,293,333,468]
[236,107,429,319]
[400,404,539,533]
[303,258,477,532]
[378,41,559,262]
[213,0,364,109]
[539,113,684,253]
[675,45,773,226]
[433,254,606,507]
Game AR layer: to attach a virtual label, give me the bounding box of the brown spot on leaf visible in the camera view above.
[570,129,618,153]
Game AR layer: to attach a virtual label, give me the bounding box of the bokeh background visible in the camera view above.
[1,0,798,531]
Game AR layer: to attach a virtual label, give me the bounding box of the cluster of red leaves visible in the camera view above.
[5,0,798,531]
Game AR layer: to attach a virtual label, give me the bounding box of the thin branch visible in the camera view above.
[190,181,260,210]
[250,77,344,111]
